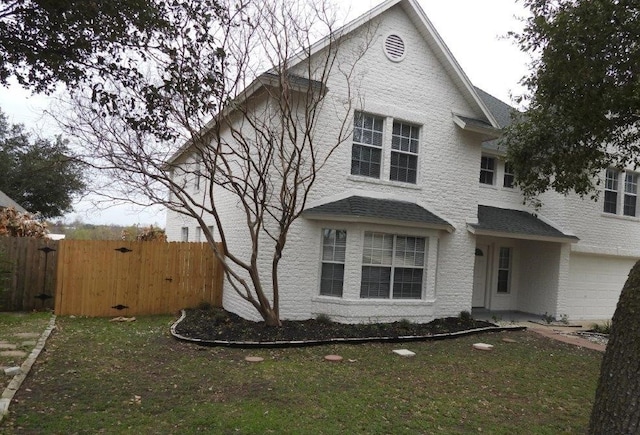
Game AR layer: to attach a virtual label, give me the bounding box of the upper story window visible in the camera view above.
[624,172,638,217]
[350,112,421,185]
[479,156,495,185]
[351,112,384,178]
[503,162,515,188]
[181,227,189,242]
[604,169,619,214]
[390,121,419,183]
[603,168,640,217]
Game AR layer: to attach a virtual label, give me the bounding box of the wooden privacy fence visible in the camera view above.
[0,237,59,311]
[55,240,224,317]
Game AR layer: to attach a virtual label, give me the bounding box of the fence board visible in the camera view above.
[54,240,224,317]
[0,238,58,311]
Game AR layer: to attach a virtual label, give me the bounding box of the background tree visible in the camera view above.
[61,0,370,326]
[505,0,640,204]
[0,0,168,92]
[507,1,640,431]
[0,109,85,218]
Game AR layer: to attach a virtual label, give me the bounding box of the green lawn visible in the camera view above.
[2,315,601,434]
[0,312,52,392]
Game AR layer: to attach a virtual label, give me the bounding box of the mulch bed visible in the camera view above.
[174,308,496,343]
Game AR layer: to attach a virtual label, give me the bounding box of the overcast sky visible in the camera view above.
[0,0,529,226]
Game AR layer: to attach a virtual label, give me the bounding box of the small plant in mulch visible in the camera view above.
[590,320,612,335]
[174,308,496,343]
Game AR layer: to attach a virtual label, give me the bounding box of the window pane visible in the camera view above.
[320,264,344,297]
[606,169,619,190]
[497,270,510,293]
[604,190,618,214]
[351,144,381,178]
[353,112,383,147]
[626,173,638,194]
[390,152,418,183]
[624,194,637,217]
[395,236,426,267]
[393,268,423,299]
[497,247,511,293]
[480,156,495,185]
[360,266,391,298]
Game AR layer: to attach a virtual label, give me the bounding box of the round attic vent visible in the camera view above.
[384,34,406,62]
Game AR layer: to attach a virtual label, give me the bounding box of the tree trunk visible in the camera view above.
[589,259,640,434]
[262,307,282,327]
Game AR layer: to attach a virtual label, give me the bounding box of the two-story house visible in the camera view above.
[165,0,638,323]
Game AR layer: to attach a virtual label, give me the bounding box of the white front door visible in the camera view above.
[472,245,488,307]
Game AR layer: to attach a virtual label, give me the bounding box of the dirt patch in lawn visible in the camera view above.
[173,308,496,343]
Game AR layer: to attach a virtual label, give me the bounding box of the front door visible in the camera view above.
[472,245,488,307]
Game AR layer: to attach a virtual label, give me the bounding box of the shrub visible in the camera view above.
[0,207,47,238]
[591,320,612,335]
[458,310,473,321]
[315,313,332,324]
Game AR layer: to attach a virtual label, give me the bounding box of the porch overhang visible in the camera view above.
[452,113,501,140]
[304,196,454,232]
[468,205,579,243]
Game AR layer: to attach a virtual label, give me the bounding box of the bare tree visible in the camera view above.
[62,0,372,326]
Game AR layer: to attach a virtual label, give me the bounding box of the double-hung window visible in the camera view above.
[497,247,511,293]
[479,156,495,185]
[390,121,419,183]
[604,169,619,214]
[624,172,638,217]
[320,229,346,297]
[351,112,421,183]
[351,112,384,178]
[360,232,426,299]
[181,227,189,242]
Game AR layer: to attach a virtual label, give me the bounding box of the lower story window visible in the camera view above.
[320,229,346,297]
[360,232,426,299]
[181,227,189,242]
[497,247,511,293]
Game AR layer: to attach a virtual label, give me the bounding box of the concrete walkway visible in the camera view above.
[525,322,607,352]
[472,309,607,352]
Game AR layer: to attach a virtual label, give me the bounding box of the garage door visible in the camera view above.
[566,254,637,319]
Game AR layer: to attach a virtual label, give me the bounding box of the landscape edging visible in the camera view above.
[170,309,526,348]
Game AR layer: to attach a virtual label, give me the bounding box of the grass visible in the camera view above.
[0,311,52,391]
[1,315,602,434]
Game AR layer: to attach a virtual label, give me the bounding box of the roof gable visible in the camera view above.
[293,0,500,129]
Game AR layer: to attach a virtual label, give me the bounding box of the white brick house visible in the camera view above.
[165,0,639,323]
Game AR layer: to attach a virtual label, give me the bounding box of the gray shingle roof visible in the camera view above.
[471,205,578,242]
[0,189,26,212]
[304,196,452,229]
[474,87,516,129]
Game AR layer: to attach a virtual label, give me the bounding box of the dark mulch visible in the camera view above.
[174,308,496,343]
